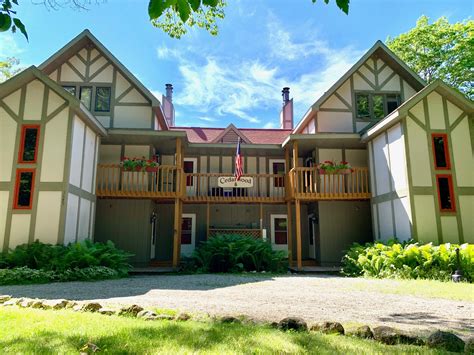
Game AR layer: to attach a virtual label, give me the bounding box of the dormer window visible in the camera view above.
[356,93,401,120]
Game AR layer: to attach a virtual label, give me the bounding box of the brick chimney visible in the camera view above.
[162,83,175,127]
[280,87,293,129]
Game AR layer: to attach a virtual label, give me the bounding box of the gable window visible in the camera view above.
[95,87,111,112]
[356,93,401,120]
[432,134,451,170]
[13,169,35,209]
[18,125,40,163]
[436,175,455,212]
[62,86,76,97]
[80,86,92,110]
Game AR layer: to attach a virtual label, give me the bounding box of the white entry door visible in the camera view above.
[270,214,288,254]
[183,158,198,196]
[269,159,286,197]
[180,213,196,257]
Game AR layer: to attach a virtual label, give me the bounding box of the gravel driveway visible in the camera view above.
[1,274,472,335]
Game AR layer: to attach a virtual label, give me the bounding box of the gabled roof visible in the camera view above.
[293,40,426,133]
[211,123,251,144]
[38,29,168,129]
[361,79,474,141]
[171,126,292,144]
[0,66,107,136]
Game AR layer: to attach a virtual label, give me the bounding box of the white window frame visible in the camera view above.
[270,214,288,253]
[180,213,196,257]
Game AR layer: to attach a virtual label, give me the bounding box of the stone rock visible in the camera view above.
[220,316,241,324]
[0,295,12,303]
[277,317,308,332]
[156,314,175,320]
[119,304,144,317]
[465,337,474,354]
[311,321,345,335]
[30,300,46,309]
[65,301,78,309]
[2,300,16,307]
[426,330,465,352]
[82,302,102,312]
[73,304,83,312]
[98,308,115,316]
[347,325,373,339]
[137,310,157,319]
[19,299,34,308]
[44,299,68,310]
[176,312,191,321]
[373,326,423,346]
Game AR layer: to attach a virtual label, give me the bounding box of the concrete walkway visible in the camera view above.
[1,274,472,336]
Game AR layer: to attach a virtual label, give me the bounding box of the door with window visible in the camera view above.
[183,158,197,196]
[180,214,196,256]
[270,214,288,253]
[269,159,286,197]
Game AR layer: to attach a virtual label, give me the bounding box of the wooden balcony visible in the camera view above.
[96,164,183,199]
[183,173,287,203]
[289,167,371,200]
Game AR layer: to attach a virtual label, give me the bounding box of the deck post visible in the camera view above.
[286,201,293,267]
[172,198,182,268]
[295,199,302,270]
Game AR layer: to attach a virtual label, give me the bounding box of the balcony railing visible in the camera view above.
[96,164,183,198]
[289,167,371,200]
[183,173,287,202]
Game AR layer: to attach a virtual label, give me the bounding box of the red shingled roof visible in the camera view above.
[171,127,292,144]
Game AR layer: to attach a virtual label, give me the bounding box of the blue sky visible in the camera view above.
[1,0,471,128]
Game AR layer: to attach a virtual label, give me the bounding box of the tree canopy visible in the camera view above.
[1,0,350,40]
[0,57,21,82]
[387,16,474,99]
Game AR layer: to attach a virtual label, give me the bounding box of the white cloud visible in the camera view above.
[0,34,24,59]
[263,121,276,129]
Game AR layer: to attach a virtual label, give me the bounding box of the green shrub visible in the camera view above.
[0,266,120,285]
[191,234,287,273]
[341,241,473,282]
[0,240,132,285]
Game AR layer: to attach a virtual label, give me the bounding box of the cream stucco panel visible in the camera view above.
[90,64,113,83]
[9,214,30,248]
[380,74,400,91]
[24,80,44,120]
[69,55,86,76]
[408,101,425,124]
[368,142,376,194]
[393,197,412,241]
[99,144,121,164]
[119,88,149,104]
[64,193,79,245]
[459,196,474,243]
[89,56,108,77]
[427,92,445,129]
[440,216,459,244]
[320,95,348,110]
[373,134,390,195]
[413,195,438,243]
[378,65,394,84]
[0,108,17,182]
[2,88,21,115]
[115,71,131,99]
[90,48,100,61]
[60,62,83,82]
[451,118,474,187]
[378,200,394,241]
[246,156,256,174]
[387,123,408,191]
[78,48,88,60]
[447,101,464,126]
[376,58,384,70]
[81,126,96,193]
[318,149,342,164]
[358,66,375,86]
[78,198,91,241]
[89,201,96,239]
[222,156,232,173]
[365,58,374,69]
[40,108,68,182]
[318,112,353,132]
[34,191,62,244]
[48,69,58,82]
[69,116,85,187]
[47,89,66,116]
[356,122,370,133]
[353,72,373,91]
[345,149,367,167]
[113,106,152,128]
[372,203,379,239]
[124,145,150,159]
[406,117,431,186]
[0,191,9,250]
[403,80,416,101]
[336,80,352,105]
[96,116,110,128]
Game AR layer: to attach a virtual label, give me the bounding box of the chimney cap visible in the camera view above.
[282,87,290,105]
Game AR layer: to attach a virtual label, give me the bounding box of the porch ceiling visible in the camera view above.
[284,134,367,155]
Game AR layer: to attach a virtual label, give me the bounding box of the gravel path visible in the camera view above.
[1,274,472,335]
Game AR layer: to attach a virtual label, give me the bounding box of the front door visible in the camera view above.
[269,159,286,197]
[184,158,197,196]
[270,214,288,254]
[180,213,196,256]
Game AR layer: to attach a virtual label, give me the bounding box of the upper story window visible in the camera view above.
[355,93,401,120]
[62,86,76,96]
[432,134,451,170]
[18,125,40,163]
[80,86,92,110]
[95,87,111,112]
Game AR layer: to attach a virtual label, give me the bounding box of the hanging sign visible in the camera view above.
[218,176,253,188]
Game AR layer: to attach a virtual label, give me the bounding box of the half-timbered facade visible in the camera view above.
[1,30,472,270]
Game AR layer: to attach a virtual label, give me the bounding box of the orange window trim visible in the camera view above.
[436,174,456,213]
[13,168,36,210]
[431,133,451,170]
[18,124,41,164]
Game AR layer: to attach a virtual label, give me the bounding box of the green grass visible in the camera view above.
[0,307,454,354]
[348,278,474,302]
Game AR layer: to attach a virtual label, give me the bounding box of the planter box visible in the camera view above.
[339,168,352,174]
[145,167,159,172]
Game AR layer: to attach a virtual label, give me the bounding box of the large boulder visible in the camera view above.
[98,308,115,316]
[220,316,241,324]
[426,330,465,352]
[44,299,68,310]
[347,325,373,339]
[82,302,102,313]
[373,326,424,346]
[176,312,191,321]
[277,317,308,332]
[0,295,11,303]
[119,304,144,317]
[137,310,158,320]
[310,321,344,335]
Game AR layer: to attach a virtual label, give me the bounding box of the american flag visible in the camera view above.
[234,137,243,181]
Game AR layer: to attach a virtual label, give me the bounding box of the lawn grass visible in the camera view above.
[348,277,474,302]
[0,307,453,354]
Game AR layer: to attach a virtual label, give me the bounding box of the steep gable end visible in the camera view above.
[212,124,251,144]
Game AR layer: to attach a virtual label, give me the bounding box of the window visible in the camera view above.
[432,134,451,170]
[18,125,40,163]
[436,175,455,212]
[184,160,195,187]
[79,86,92,110]
[13,169,35,209]
[272,161,286,187]
[62,86,76,97]
[95,87,111,112]
[181,217,193,245]
[356,93,401,120]
[273,217,288,245]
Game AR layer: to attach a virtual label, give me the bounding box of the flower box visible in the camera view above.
[145,166,159,173]
[338,168,353,174]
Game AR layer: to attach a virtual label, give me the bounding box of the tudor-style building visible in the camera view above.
[0,30,472,270]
